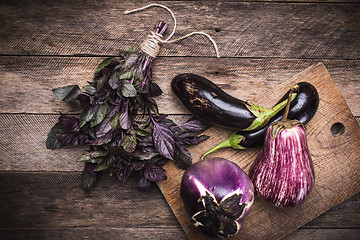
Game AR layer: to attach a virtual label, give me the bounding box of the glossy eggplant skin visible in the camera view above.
[171,73,256,130]
[239,82,319,148]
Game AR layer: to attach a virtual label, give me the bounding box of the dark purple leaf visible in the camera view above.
[59,115,80,132]
[178,133,210,145]
[90,131,113,145]
[180,118,209,132]
[131,148,159,161]
[119,102,132,130]
[101,67,113,76]
[117,162,133,182]
[138,177,152,191]
[96,75,109,91]
[132,160,146,171]
[46,124,65,149]
[59,133,89,145]
[152,122,175,160]
[120,130,137,153]
[81,163,97,191]
[149,82,163,97]
[96,105,120,138]
[173,144,192,169]
[79,105,97,127]
[144,164,167,182]
[124,53,139,69]
[146,97,159,115]
[109,72,121,89]
[90,103,109,128]
[76,92,90,106]
[95,57,115,75]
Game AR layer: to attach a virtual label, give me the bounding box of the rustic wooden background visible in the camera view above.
[0,0,359,239]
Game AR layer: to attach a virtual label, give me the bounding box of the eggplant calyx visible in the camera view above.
[270,120,304,139]
[192,191,243,238]
[242,92,297,131]
[201,131,245,159]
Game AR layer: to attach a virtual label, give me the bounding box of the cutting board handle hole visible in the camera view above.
[331,122,345,136]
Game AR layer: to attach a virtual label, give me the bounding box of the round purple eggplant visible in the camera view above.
[180,158,254,238]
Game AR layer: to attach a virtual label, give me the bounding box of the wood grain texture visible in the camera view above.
[157,63,360,239]
[0,57,359,115]
[0,1,359,59]
[0,0,359,239]
[0,172,358,240]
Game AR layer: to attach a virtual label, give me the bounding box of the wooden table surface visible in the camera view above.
[0,0,359,239]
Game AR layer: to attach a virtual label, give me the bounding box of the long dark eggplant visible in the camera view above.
[202,82,319,158]
[171,74,297,132]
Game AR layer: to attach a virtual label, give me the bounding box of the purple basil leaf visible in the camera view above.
[138,177,152,191]
[152,122,175,160]
[59,115,80,132]
[90,131,113,145]
[59,133,89,145]
[52,85,81,102]
[76,92,90,107]
[79,105,97,127]
[120,129,137,153]
[101,67,113,77]
[146,97,159,115]
[95,57,115,75]
[132,160,146,171]
[109,72,121,89]
[149,82,163,97]
[179,118,209,132]
[121,79,137,97]
[178,133,210,146]
[83,85,96,95]
[117,162,133,182]
[46,124,65,149]
[119,102,132,130]
[96,75,109,91]
[159,118,182,136]
[124,53,139,69]
[90,103,109,128]
[96,105,120,138]
[131,148,159,161]
[173,144,192,169]
[144,164,167,182]
[81,163,97,191]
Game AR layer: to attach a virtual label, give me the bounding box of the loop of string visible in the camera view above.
[124,3,220,58]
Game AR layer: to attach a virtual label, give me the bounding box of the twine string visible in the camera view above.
[124,3,220,58]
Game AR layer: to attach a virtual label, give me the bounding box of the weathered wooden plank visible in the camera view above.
[0,172,359,240]
[0,1,359,58]
[0,172,180,228]
[284,229,360,240]
[0,227,186,240]
[0,57,359,115]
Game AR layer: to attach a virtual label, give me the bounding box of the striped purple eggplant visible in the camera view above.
[249,124,315,208]
[249,85,315,208]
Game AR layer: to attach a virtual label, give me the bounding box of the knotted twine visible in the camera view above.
[124,4,220,59]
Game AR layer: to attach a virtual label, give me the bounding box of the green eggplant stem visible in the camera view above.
[201,132,245,159]
[242,92,297,131]
[202,88,299,158]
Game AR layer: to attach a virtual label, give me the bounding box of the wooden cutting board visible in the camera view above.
[157,63,360,239]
